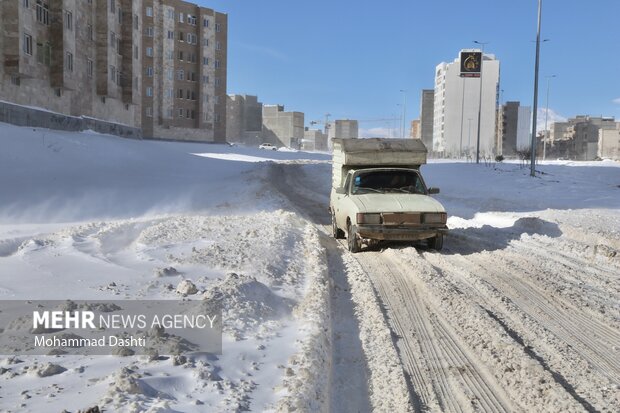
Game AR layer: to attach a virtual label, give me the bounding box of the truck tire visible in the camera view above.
[428,234,444,251]
[332,212,345,239]
[347,222,361,253]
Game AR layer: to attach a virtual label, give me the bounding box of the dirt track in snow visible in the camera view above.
[269,161,620,413]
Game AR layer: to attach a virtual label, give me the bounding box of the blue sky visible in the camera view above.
[199,0,619,135]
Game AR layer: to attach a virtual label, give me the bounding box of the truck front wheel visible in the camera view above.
[332,212,345,239]
[347,222,362,253]
[428,234,444,251]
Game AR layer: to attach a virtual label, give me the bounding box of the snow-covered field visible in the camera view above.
[0,122,619,412]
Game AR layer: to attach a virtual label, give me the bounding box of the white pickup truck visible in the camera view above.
[329,138,448,253]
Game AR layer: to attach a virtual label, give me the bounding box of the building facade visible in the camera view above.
[303,128,328,152]
[141,0,227,142]
[598,122,620,160]
[547,116,616,160]
[433,50,500,158]
[1,0,143,128]
[262,105,304,149]
[225,94,263,144]
[1,0,226,142]
[409,119,420,139]
[328,119,358,140]
[501,101,531,156]
[419,89,434,151]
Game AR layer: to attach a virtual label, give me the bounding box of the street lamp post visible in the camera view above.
[530,0,543,177]
[543,74,556,161]
[473,40,489,164]
[400,89,407,138]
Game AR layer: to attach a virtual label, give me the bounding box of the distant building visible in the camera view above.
[142,0,227,142]
[410,120,420,139]
[303,128,328,151]
[433,50,500,157]
[598,122,620,160]
[419,89,434,150]
[501,102,531,156]
[226,94,263,144]
[262,105,304,149]
[328,119,358,140]
[547,116,616,160]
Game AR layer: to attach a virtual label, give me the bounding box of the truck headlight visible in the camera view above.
[423,212,447,224]
[356,213,382,224]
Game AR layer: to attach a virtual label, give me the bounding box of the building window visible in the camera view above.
[203,18,209,27]
[10,75,20,86]
[166,50,174,60]
[110,32,116,48]
[116,38,121,54]
[36,1,50,25]
[146,66,153,77]
[167,30,174,40]
[191,110,195,119]
[216,41,221,51]
[64,11,72,30]
[167,9,174,19]
[118,8,122,24]
[134,45,139,59]
[203,38,209,47]
[36,42,51,65]
[203,57,209,65]
[178,12,184,23]
[186,109,191,118]
[146,47,153,57]
[179,31,184,42]
[178,108,184,118]
[23,33,33,55]
[178,89,183,98]
[177,69,184,80]
[145,26,153,37]
[146,107,153,117]
[215,77,220,87]
[110,65,116,82]
[23,0,30,8]
[87,59,93,77]
[215,23,221,32]
[146,6,153,17]
[191,91,196,100]
[55,88,62,97]
[146,86,153,97]
[87,24,93,41]
[134,15,139,30]
[188,15,196,25]
[214,59,220,68]
[134,76,139,90]
[178,50,183,60]
[167,69,173,80]
[64,52,73,71]
[110,0,115,14]
[202,75,209,84]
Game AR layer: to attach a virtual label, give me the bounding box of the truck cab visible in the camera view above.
[329,139,448,253]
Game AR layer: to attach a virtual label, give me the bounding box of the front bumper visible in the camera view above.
[357,224,448,241]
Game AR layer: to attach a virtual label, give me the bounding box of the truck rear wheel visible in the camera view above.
[347,222,361,253]
[428,234,444,251]
[332,212,345,239]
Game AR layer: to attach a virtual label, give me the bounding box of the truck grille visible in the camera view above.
[382,213,421,225]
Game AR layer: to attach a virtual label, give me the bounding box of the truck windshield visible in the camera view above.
[352,170,426,195]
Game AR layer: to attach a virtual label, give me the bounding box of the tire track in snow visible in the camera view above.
[355,251,514,413]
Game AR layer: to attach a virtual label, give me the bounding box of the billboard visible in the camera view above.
[460,51,482,77]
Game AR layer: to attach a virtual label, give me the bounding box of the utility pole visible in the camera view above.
[530,0,542,177]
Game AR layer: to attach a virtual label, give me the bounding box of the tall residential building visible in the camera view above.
[0,0,143,128]
[433,50,500,157]
[501,101,531,156]
[419,89,434,151]
[141,0,227,142]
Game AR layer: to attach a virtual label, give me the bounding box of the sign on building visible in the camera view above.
[460,51,482,77]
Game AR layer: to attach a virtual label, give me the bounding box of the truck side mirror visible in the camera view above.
[428,187,440,194]
[335,187,347,195]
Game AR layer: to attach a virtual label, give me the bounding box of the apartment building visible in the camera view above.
[433,50,500,157]
[327,119,359,140]
[0,0,142,128]
[501,101,531,156]
[225,94,263,144]
[141,0,227,142]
